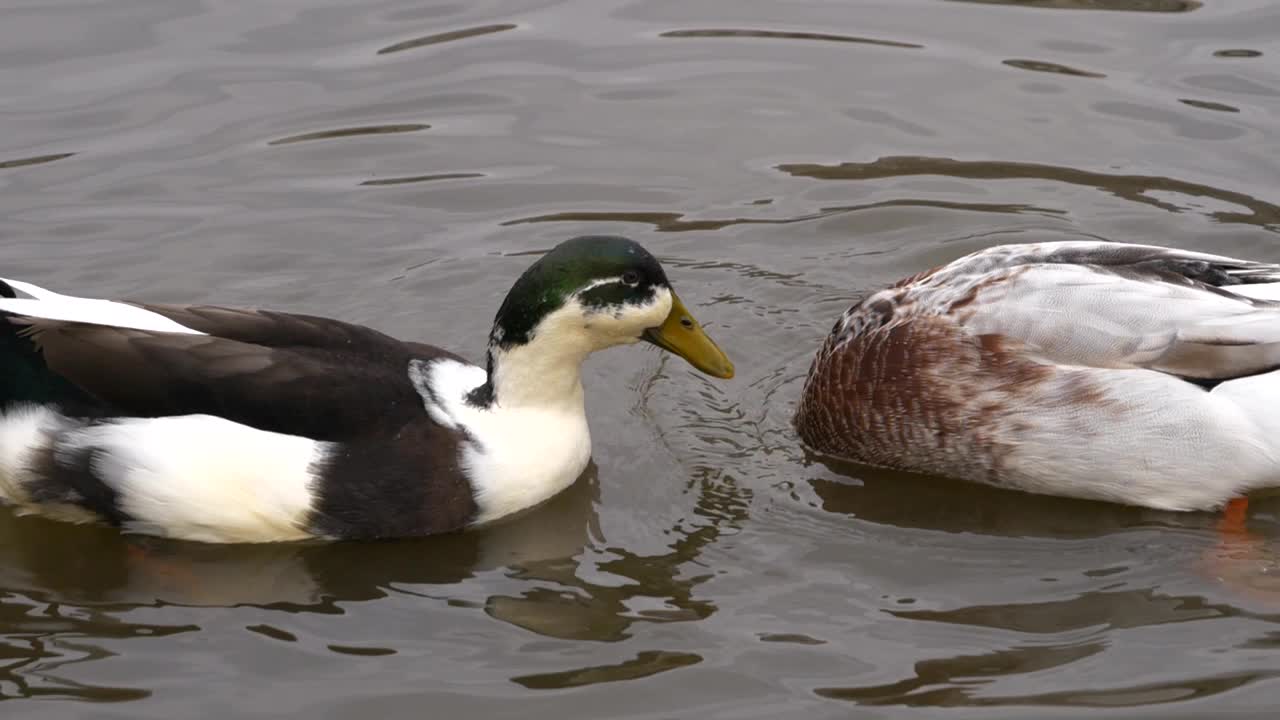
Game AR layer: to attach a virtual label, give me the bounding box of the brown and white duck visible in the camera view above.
[0,235,733,543]
[795,241,1280,516]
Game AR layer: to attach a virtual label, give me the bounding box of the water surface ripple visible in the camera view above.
[2,0,1280,717]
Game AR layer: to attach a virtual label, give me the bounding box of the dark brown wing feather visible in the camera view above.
[14,306,470,441]
[129,304,401,352]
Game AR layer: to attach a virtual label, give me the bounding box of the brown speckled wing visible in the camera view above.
[795,293,1059,483]
[799,313,979,476]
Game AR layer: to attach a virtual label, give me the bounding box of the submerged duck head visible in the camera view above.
[471,235,733,406]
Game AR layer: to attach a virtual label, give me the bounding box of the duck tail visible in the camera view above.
[0,407,122,527]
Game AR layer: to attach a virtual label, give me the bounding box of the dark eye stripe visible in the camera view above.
[577,282,655,310]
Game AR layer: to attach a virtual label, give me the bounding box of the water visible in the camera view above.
[3,0,1280,716]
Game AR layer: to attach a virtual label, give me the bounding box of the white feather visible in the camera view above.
[1228,282,1280,302]
[955,260,1280,378]
[945,243,1280,506]
[0,405,60,504]
[0,278,202,335]
[0,406,111,524]
[995,367,1278,511]
[577,275,627,292]
[61,415,328,543]
[422,356,592,525]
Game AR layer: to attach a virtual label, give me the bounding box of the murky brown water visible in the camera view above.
[3,0,1280,716]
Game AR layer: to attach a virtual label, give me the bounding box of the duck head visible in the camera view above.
[471,235,733,408]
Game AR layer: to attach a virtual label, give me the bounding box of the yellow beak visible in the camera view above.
[642,291,735,379]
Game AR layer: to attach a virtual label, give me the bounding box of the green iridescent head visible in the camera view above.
[487,235,733,378]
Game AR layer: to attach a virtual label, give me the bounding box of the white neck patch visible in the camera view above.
[409,356,591,527]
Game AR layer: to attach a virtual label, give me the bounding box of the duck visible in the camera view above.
[0,235,733,543]
[794,240,1280,516]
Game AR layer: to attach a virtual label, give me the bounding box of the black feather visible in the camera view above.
[0,317,103,414]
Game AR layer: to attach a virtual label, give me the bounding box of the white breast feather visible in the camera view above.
[419,358,592,526]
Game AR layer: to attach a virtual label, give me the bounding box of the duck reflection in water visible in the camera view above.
[0,463,750,698]
[805,457,1280,707]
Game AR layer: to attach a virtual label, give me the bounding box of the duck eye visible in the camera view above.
[621,270,641,286]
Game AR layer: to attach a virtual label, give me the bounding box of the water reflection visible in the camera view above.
[817,640,1106,706]
[806,461,1280,707]
[1214,49,1264,59]
[0,594,181,702]
[807,463,1166,539]
[944,0,1202,11]
[489,466,750,645]
[267,124,431,146]
[1002,59,1105,78]
[4,0,1280,712]
[1180,98,1241,113]
[889,588,1231,632]
[506,199,1059,233]
[810,458,1280,611]
[0,153,76,171]
[360,172,485,187]
[0,470,595,700]
[778,156,1280,228]
[660,29,922,50]
[376,23,517,56]
[512,650,702,689]
[818,659,1266,707]
[0,462,752,697]
[819,587,1276,706]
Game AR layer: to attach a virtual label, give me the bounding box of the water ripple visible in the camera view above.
[505,199,1057,233]
[818,669,1270,707]
[660,29,921,50]
[777,156,1280,228]
[360,172,484,187]
[1003,58,1105,78]
[1214,49,1263,59]
[376,23,517,56]
[266,124,430,146]
[0,153,76,171]
[1180,98,1241,113]
[511,651,702,689]
[945,0,1201,11]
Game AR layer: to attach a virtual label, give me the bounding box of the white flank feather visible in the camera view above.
[997,367,1279,511]
[0,405,61,504]
[61,415,328,543]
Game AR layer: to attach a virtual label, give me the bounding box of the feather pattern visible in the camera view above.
[795,241,1280,511]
